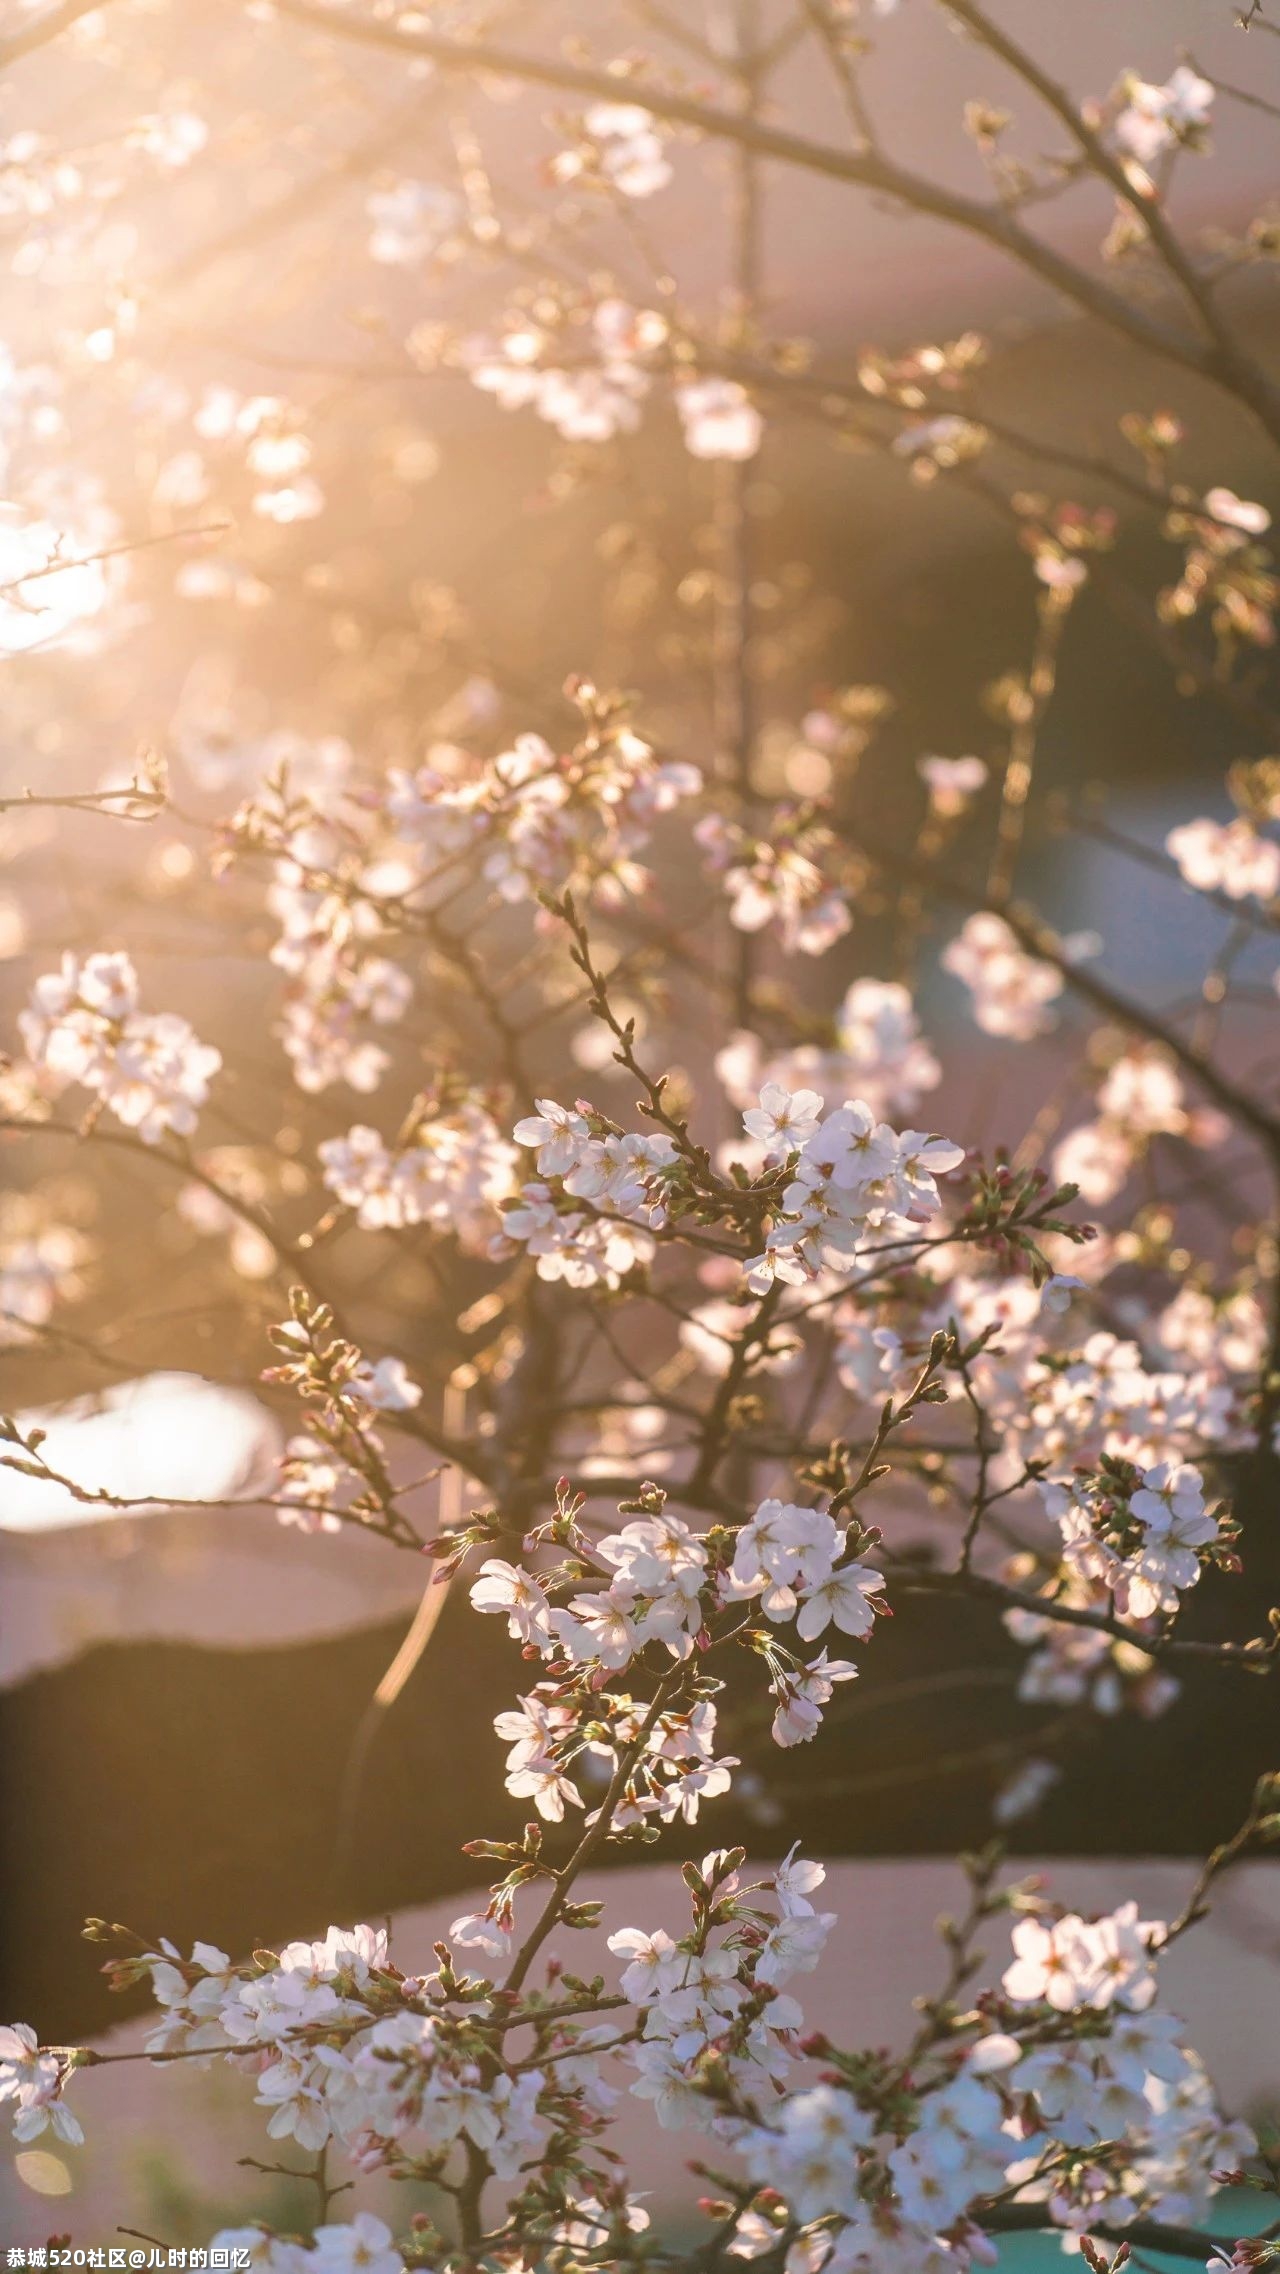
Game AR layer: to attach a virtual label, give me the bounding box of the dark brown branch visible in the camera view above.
[898,1563,1279,1668]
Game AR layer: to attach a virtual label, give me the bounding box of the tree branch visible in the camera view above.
[269,0,1256,414]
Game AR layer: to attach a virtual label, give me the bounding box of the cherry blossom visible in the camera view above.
[1167,815,1280,902]
[1114,65,1214,167]
[942,913,1063,1040]
[582,103,673,200]
[18,951,221,1141]
[918,753,988,815]
[675,377,765,461]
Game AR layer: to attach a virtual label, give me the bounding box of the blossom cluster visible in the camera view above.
[941,914,1063,1041]
[4,1866,1255,2274]
[696,806,853,958]
[460,292,763,459]
[1045,1458,1224,1622]
[0,1197,91,1347]
[318,1103,518,1251]
[385,718,702,907]
[18,951,220,1143]
[495,1096,679,1288]
[737,1089,965,1294]
[470,1489,883,1809]
[219,709,702,1097]
[0,2023,83,2147]
[718,977,942,1131]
